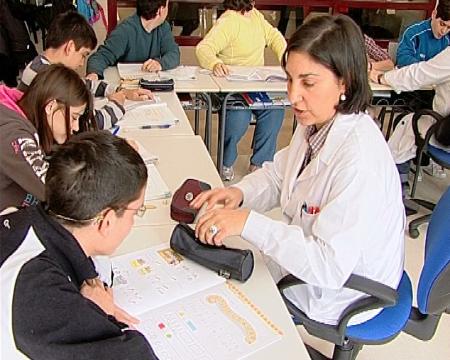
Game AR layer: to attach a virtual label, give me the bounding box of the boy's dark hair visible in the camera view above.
[137,0,167,21]
[19,64,93,154]
[45,11,97,51]
[223,0,253,14]
[46,131,148,227]
[436,0,450,21]
[282,14,371,114]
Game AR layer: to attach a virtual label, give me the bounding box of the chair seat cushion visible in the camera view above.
[346,272,412,343]
[428,145,450,167]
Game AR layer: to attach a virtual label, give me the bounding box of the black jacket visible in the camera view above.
[0,205,158,359]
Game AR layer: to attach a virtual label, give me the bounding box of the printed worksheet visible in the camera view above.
[118,64,198,81]
[112,244,225,316]
[145,164,171,201]
[135,282,283,360]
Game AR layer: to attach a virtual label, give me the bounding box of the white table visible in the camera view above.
[211,68,288,174]
[122,135,222,226]
[115,224,309,360]
[119,91,195,138]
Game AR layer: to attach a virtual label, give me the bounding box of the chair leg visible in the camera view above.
[411,151,425,198]
[332,341,362,360]
[409,214,432,239]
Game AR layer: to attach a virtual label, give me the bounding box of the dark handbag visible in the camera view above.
[139,78,174,92]
[170,179,211,223]
[170,223,254,282]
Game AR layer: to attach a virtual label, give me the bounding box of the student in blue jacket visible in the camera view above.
[87,0,180,80]
[396,0,450,68]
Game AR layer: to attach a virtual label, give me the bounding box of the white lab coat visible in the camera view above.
[235,112,405,325]
[385,47,450,163]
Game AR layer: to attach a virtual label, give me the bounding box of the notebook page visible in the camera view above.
[119,103,178,128]
[145,164,171,201]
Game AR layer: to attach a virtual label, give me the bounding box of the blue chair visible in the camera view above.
[409,109,450,238]
[404,186,450,340]
[277,187,450,360]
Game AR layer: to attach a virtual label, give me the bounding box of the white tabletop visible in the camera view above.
[212,66,288,93]
[103,66,220,93]
[118,91,195,137]
[122,135,222,226]
[115,224,309,360]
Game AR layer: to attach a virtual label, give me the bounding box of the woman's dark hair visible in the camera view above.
[46,131,148,227]
[282,14,371,114]
[137,0,167,20]
[223,0,254,14]
[18,64,93,154]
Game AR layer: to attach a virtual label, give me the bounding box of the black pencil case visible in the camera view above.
[139,78,174,92]
[170,223,254,282]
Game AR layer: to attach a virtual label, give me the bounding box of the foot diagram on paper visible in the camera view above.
[207,295,256,344]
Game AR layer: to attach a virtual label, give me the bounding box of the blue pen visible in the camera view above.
[140,124,171,129]
[112,125,120,135]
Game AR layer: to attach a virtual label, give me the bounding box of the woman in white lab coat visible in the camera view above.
[192,15,405,326]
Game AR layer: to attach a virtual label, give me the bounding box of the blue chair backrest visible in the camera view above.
[417,186,450,314]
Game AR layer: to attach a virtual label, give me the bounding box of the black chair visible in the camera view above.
[408,109,450,238]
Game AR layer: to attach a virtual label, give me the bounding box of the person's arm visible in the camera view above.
[257,9,287,62]
[234,145,289,213]
[157,21,180,70]
[371,59,394,72]
[396,27,421,68]
[13,259,157,360]
[240,162,367,290]
[1,129,48,202]
[87,28,129,79]
[196,14,236,70]
[85,79,119,98]
[93,102,125,130]
[385,47,450,91]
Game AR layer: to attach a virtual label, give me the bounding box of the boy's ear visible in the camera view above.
[97,209,117,237]
[64,40,76,55]
[431,9,437,20]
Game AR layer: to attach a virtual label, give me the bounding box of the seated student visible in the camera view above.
[0,131,158,359]
[370,47,450,191]
[196,0,287,181]
[19,11,153,130]
[0,64,92,212]
[364,34,394,71]
[192,15,405,326]
[87,0,180,80]
[396,0,450,68]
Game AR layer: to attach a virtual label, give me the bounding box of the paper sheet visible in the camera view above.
[118,64,198,81]
[226,67,287,82]
[118,103,178,129]
[145,164,171,201]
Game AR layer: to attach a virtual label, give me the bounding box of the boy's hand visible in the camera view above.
[86,73,99,81]
[213,63,230,77]
[142,59,162,72]
[108,91,126,106]
[123,88,154,101]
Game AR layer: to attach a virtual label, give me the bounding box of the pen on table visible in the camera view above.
[145,204,156,210]
[112,126,120,135]
[140,124,171,129]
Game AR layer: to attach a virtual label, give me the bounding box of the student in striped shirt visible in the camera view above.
[19,11,153,130]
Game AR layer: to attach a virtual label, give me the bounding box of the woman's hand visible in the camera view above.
[213,63,230,77]
[80,278,139,326]
[369,69,383,84]
[195,208,250,246]
[190,187,243,211]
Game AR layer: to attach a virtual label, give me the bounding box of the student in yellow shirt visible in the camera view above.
[196,0,287,181]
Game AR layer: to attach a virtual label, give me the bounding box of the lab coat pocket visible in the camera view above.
[301,211,319,237]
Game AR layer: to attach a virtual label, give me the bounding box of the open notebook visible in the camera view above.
[118,102,178,129]
[145,164,171,201]
[112,244,283,360]
[118,63,197,81]
[226,67,287,82]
